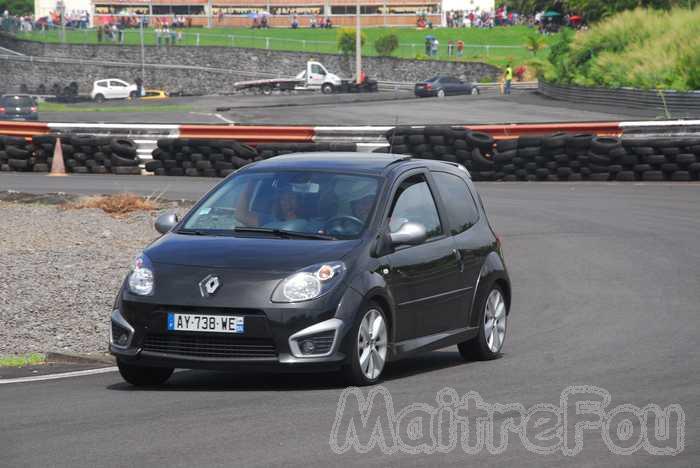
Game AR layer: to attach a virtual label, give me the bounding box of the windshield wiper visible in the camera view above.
[233,226,336,240]
[176,228,231,236]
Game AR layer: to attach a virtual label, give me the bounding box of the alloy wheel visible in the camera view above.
[484,289,507,353]
[357,308,388,380]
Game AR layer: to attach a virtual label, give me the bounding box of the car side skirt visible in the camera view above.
[389,326,479,361]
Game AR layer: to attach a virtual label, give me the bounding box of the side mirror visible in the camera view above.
[155,213,178,234]
[390,222,427,247]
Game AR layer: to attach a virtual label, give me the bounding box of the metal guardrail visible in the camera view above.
[538,81,700,115]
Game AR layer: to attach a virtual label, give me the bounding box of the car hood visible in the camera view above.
[146,233,359,270]
[135,233,361,308]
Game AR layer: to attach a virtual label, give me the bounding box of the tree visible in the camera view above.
[0,0,33,16]
[525,34,547,55]
[337,28,366,56]
[374,34,399,56]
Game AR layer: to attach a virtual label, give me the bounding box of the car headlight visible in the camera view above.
[272,261,346,303]
[128,254,154,296]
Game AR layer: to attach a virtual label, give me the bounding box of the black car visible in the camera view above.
[110,153,510,386]
[0,94,39,121]
[415,76,480,98]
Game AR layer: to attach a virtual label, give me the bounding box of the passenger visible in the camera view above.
[234,182,300,227]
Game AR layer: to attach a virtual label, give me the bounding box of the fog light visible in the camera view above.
[116,333,129,347]
[300,340,315,355]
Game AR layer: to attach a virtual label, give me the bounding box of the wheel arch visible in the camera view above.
[470,250,511,327]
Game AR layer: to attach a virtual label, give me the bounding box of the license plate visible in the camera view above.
[167,313,244,334]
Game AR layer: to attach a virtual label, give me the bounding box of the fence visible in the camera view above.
[9,25,524,61]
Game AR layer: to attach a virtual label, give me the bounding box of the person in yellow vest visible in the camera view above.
[504,63,513,95]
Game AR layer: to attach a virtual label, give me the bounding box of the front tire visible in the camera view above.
[321,83,334,94]
[117,359,173,386]
[458,284,507,361]
[343,303,389,386]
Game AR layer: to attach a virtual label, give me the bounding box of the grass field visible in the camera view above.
[15,25,554,66]
[38,101,193,113]
[0,353,45,368]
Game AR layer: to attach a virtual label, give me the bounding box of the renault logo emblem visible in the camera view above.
[199,275,221,297]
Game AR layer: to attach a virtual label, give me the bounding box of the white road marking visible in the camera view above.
[214,113,236,124]
[0,366,118,385]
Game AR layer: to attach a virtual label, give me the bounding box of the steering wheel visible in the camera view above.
[324,215,364,237]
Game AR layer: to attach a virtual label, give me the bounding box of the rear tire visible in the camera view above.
[117,359,173,386]
[458,284,507,361]
[94,94,105,103]
[437,89,446,98]
[343,303,389,386]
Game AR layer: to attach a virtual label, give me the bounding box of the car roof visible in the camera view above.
[1,94,32,99]
[243,152,470,178]
[246,152,411,175]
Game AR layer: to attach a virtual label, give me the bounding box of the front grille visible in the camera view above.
[142,334,277,359]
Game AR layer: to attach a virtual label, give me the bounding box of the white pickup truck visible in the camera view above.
[234,61,377,95]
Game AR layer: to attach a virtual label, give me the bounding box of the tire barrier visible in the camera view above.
[379,126,700,182]
[146,139,358,177]
[0,134,140,174]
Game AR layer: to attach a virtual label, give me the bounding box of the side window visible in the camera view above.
[97,81,107,88]
[388,174,442,240]
[311,64,326,75]
[431,171,480,235]
[110,81,126,87]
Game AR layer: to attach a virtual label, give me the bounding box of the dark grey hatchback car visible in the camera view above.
[110,153,510,386]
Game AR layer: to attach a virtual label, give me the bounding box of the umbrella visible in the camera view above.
[542,10,561,17]
[424,35,435,41]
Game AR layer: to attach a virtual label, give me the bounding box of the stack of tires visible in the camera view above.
[380,128,700,182]
[621,138,700,181]
[382,126,496,179]
[0,136,51,172]
[108,138,142,175]
[147,139,358,177]
[147,139,259,177]
[53,135,140,174]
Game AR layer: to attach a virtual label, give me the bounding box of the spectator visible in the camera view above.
[456,39,464,57]
[447,39,454,56]
[503,63,512,95]
[431,38,438,56]
[291,15,299,29]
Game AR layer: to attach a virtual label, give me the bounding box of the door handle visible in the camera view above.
[452,249,464,272]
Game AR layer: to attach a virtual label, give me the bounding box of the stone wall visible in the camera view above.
[0,34,501,95]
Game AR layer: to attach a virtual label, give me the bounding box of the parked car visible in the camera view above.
[110,153,511,386]
[141,89,169,100]
[90,79,139,103]
[415,76,480,98]
[0,94,38,121]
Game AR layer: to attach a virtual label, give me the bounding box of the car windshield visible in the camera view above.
[182,170,380,239]
[1,96,33,107]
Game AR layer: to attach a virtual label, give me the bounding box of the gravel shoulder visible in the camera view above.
[0,200,184,354]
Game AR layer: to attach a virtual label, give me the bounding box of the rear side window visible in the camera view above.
[96,81,108,88]
[388,174,442,240]
[431,171,479,235]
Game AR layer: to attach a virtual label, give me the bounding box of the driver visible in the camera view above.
[351,194,375,222]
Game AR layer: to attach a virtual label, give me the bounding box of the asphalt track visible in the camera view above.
[1,174,699,467]
[37,91,663,125]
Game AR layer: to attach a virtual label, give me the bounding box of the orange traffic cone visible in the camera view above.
[49,137,67,176]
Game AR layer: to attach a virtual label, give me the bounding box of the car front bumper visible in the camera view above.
[109,287,364,372]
